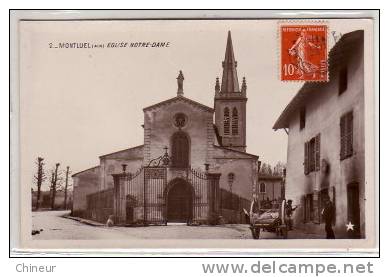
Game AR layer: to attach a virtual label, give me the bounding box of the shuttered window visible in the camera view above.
[304,134,321,175]
[223,107,230,135]
[232,107,239,135]
[340,111,353,160]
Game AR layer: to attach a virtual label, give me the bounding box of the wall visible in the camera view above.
[284,38,364,238]
[143,98,214,171]
[99,146,144,190]
[212,146,258,202]
[72,166,100,217]
[256,177,283,202]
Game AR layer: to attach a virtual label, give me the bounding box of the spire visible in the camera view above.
[176,70,184,96]
[241,77,247,93]
[215,77,220,93]
[221,31,240,93]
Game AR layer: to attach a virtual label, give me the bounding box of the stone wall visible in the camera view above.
[72,166,100,217]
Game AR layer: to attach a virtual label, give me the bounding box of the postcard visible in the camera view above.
[12,14,377,253]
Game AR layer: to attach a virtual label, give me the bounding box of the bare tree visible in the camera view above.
[259,161,286,176]
[50,163,62,210]
[63,166,73,210]
[33,157,46,210]
[273,161,286,176]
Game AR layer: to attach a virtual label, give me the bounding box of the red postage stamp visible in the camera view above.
[280,25,328,81]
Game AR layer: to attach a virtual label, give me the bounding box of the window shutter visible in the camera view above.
[223,107,230,135]
[232,107,239,135]
[340,115,346,159]
[304,142,309,175]
[347,112,353,156]
[315,134,321,171]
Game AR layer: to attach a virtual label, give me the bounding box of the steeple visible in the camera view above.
[214,31,247,152]
[221,31,240,94]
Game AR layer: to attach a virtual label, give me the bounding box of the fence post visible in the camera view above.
[112,173,125,225]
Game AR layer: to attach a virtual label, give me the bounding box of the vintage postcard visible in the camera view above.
[12,14,377,253]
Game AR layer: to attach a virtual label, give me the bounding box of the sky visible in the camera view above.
[18,19,368,190]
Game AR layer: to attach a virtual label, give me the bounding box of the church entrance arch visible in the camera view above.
[166,178,193,223]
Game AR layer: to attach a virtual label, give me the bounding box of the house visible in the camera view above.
[273,30,365,238]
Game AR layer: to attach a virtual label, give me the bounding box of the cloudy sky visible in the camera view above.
[19,19,369,189]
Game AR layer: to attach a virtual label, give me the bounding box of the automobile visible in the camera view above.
[249,199,288,239]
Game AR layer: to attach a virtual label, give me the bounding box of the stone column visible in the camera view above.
[206,172,221,224]
[112,173,127,225]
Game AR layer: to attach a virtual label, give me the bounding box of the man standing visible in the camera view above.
[285,199,297,230]
[322,196,335,239]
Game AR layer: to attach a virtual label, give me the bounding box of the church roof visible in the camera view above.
[143,95,214,113]
[72,166,100,177]
[213,145,259,159]
[221,31,240,94]
[99,145,144,159]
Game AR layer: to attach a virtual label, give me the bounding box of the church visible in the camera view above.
[72,32,259,225]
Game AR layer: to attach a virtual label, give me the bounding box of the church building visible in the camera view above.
[72,32,259,225]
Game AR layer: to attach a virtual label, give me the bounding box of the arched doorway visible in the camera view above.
[166,179,193,223]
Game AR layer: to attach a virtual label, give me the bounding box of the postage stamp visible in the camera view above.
[280,25,328,81]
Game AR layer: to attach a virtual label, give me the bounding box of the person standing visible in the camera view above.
[285,199,297,230]
[322,196,335,239]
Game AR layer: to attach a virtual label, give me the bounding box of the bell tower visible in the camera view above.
[214,31,247,152]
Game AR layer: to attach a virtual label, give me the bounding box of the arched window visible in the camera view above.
[260,183,266,193]
[223,107,230,135]
[228,173,235,184]
[171,131,189,168]
[232,107,239,135]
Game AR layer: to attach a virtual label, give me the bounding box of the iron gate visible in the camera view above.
[188,168,209,223]
[113,166,219,225]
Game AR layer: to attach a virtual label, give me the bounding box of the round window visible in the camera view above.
[174,113,187,128]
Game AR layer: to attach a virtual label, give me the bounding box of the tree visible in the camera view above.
[33,157,46,210]
[50,163,62,210]
[273,161,286,176]
[63,166,73,210]
[258,161,286,176]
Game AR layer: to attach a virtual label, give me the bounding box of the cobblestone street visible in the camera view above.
[32,211,324,240]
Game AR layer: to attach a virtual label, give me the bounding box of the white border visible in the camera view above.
[9,9,380,257]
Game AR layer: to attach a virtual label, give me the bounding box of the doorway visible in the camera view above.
[347,183,361,238]
[167,180,193,223]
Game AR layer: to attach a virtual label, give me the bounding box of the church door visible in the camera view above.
[171,131,189,168]
[167,180,193,223]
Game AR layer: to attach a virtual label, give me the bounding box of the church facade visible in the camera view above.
[72,32,259,225]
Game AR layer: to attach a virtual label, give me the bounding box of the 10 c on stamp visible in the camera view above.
[281,25,328,81]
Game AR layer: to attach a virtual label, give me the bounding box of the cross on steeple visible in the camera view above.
[221,31,240,94]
